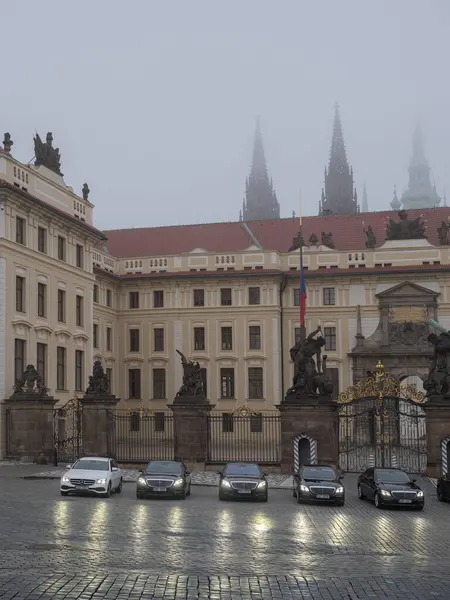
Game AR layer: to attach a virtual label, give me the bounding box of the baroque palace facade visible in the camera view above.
[0,110,449,457]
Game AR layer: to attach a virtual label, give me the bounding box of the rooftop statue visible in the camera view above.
[423,319,450,399]
[86,361,110,395]
[13,364,48,397]
[175,349,205,397]
[364,224,376,248]
[33,132,63,176]
[386,210,426,240]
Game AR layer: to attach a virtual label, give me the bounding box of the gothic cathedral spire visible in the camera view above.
[241,119,280,221]
[319,104,358,216]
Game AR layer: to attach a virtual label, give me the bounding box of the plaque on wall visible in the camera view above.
[388,306,427,323]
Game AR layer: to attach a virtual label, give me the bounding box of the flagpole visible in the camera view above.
[299,193,306,343]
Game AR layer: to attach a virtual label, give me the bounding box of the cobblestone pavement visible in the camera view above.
[0,472,449,598]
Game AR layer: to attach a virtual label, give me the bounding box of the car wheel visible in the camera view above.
[186,483,191,496]
[336,500,345,507]
[179,490,186,500]
[357,484,365,500]
[415,505,424,511]
[292,488,297,498]
[437,487,445,502]
[116,479,123,494]
[219,491,227,501]
[60,491,69,497]
[103,482,112,498]
[296,489,303,504]
[374,493,382,509]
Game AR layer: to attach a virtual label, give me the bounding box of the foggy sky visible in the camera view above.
[2,1,449,230]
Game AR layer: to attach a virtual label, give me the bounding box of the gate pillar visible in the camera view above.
[168,396,214,468]
[276,399,339,473]
[3,365,57,463]
[422,398,450,477]
[82,395,120,457]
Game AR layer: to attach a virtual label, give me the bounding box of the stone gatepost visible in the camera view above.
[81,361,120,457]
[3,365,56,463]
[277,397,339,473]
[422,398,450,477]
[168,396,214,466]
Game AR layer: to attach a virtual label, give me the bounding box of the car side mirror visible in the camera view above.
[412,478,417,483]
[66,465,72,469]
[216,470,222,476]
[112,467,118,472]
[185,470,190,475]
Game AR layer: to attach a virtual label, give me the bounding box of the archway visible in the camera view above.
[441,436,450,475]
[293,434,317,472]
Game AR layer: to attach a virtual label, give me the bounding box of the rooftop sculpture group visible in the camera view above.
[386,210,426,240]
[424,320,450,399]
[85,361,110,395]
[33,132,63,176]
[175,349,206,399]
[13,365,48,397]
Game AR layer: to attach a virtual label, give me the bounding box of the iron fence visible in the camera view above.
[107,410,174,462]
[207,411,281,464]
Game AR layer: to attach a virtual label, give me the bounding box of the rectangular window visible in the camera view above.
[193,289,205,307]
[106,327,112,351]
[249,325,261,350]
[93,324,99,348]
[194,327,205,351]
[76,244,84,268]
[221,326,233,350]
[14,339,26,384]
[154,328,164,351]
[222,413,234,433]
[248,287,260,305]
[76,295,83,327]
[128,369,141,399]
[153,290,164,308]
[130,411,140,432]
[57,236,66,261]
[294,327,302,344]
[129,291,139,309]
[153,368,166,399]
[37,227,47,253]
[248,367,263,399]
[106,289,112,307]
[16,276,25,313]
[324,326,337,351]
[129,328,140,352]
[323,287,336,306]
[93,284,99,303]
[220,368,235,398]
[220,288,232,306]
[57,289,66,322]
[250,413,263,433]
[106,368,113,394]
[56,346,66,390]
[75,350,84,391]
[327,368,339,401]
[154,412,165,432]
[36,342,47,385]
[37,282,46,318]
[16,217,25,245]
[200,368,207,397]
[294,289,300,306]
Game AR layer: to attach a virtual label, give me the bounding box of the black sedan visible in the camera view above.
[136,460,191,499]
[436,472,450,502]
[358,467,424,510]
[293,465,345,505]
[218,462,268,501]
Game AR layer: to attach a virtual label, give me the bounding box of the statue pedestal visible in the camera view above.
[82,394,120,457]
[168,397,214,466]
[423,397,450,477]
[3,394,57,463]
[277,396,339,473]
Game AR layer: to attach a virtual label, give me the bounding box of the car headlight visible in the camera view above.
[96,478,107,485]
[61,476,69,483]
[300,484,309,492]
[137,477,146,486]
[221,479,231,487]
[417,490,424,498]
[257,481,266,488]
[173,478,184,487]
[335,486,344,494]
[380,489,391,497]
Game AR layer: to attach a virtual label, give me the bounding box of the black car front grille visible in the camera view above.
[230,481,258,491]
[309,486,336,496]
[70,479,95,486]
[146,478,174,488]
[391,490,417,500]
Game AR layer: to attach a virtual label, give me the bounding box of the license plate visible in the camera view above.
[154,487,167,492]
[399,499,412,504]
[75,485,88,490]
[238,490,251,494]
[316,494,330,499]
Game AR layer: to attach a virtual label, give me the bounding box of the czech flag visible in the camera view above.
[300,255,307,326]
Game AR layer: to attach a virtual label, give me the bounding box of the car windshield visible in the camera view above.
[302,467,336,480]
[72,459,109,471]
[145,461,182,475]
[224,463,261,477]
[376,470,411,483]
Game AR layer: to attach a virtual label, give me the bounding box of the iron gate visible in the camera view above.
[339,395,427,473]
[53,397,83,464]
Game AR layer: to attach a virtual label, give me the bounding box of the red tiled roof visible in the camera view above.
[103,207,450,258]
[103,222,255,258]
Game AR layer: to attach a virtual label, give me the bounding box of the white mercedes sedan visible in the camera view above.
[60,456,123,497]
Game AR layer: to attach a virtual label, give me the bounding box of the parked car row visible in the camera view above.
[60,458,433,510]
